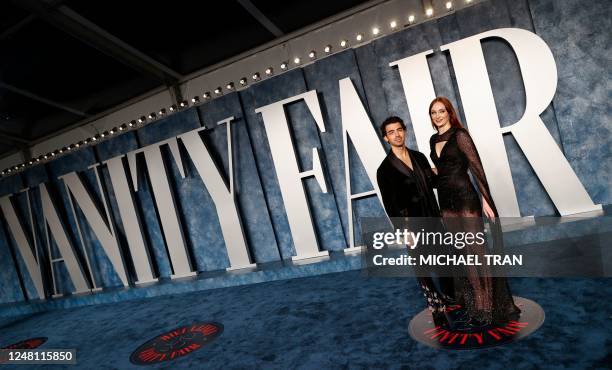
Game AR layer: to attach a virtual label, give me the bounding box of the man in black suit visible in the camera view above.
[376,116,454,327]
[376,116,440,219]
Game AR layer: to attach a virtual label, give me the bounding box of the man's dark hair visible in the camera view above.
[380,116,406,137]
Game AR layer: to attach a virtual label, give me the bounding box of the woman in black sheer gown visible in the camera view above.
[428,97,520,329]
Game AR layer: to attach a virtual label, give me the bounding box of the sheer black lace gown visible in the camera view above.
[430,127,520,327]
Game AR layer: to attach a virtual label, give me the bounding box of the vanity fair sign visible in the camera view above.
[0,28,602,301]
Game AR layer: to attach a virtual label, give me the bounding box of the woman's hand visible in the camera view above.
[482,198,496,222]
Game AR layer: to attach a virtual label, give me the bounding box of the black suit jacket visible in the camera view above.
[376,148,440,220]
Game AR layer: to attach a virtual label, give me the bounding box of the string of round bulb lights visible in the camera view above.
[1,0,469,177]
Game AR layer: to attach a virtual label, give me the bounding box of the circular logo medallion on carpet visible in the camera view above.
[2,337,47,349]
[130,322,223,365]
[408,296,544,350]
[0,337,48,364]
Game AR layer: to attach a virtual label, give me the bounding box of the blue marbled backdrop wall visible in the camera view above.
[0,0,609,304]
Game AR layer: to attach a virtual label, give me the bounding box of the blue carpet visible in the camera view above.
[0,271,610,369]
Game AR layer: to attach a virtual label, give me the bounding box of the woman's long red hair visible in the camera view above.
[429,97,463,131]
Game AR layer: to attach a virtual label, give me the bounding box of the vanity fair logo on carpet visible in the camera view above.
[409,297,545,350]
[0,337,48,364]
[130,323,223,365]
[1,337,47,350]
[423,321,530,349]
[0,28,600,301]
